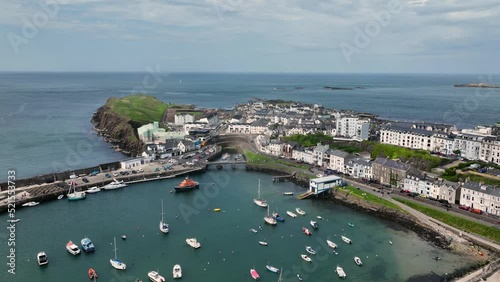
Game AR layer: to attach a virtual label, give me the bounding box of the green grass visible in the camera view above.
[107,95,168,125]
[394,198,500,242]
[341,186,403,211]
[244,150,310,170]
[371,143,442,169]
[282,133,333,147]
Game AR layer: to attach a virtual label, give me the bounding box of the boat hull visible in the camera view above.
[174,184,199,191]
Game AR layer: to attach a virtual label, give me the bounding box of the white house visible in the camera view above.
[380,125,433,150]
[435,180,459,204]
[174,113,195,125]
[313,143,329,167]
[454,133,485,160]
[344,158,373,179]
[292,147,315,164]
[227,123,251,134]
[431,133,456,155]
[480,137,500,165]
[328,150,352,174]
[459,181,500,215]
[265,140,284,156]
[198,112,219,127]
[120,158,143,169]
[250,119,270,135]
[336,116,370,140]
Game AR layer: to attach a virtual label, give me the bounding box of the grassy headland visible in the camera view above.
[107,94,168,126]
[394,198,500,242]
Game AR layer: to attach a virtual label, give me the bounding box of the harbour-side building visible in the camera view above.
[459,181,500,215]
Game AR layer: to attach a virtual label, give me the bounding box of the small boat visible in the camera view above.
[57,195,64,200]
[88,268,98,280]
[301,254,312,262]
[302,227,312,236]
[295,208,305,215]
[110,237,126,270]
[336,266,346,279]
[102,179,127,190]
[86,187,101,193]
[250,229,258,233]
[286,211,297,218]
[389,240,393,245]
[254,179,268,208]
[326,240,337,249]
[121,235,127,240]
[9,219,21,223]
[348,223,354,227]
[148,270,165,282]
[272,212,285,222]
[305,246,317,255]
[316,216,323,220]
[341,236,352,244]
[297,274,303,280]
[81,237,95,252]
[186,238,201,249]
[159,199,169,234]
[354,256,363,266]
[173,264,182,279]
[250,268,260,280]
[310,220,319,229]
[221,153,230,161]
[434,255,441,261]
[283,192,294,196]
[174,176,199,192]
[37,251,48,266]
[66,241,81,255]
[259,241,268,246]
[213,208,221,212]
[264,205,277,225]
[67,182,86,200]
[258,225,263,231]
[266,264,280,273]
[22,201,40,207]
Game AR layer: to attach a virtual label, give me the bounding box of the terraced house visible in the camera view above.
[459,181,500,215]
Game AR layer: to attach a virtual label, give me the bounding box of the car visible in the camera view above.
[458,205,470,211]
[119,171,126,175]
[105,173,111,178]
[113,172,119,177]
[131,170,137,174]
[419,194,427,198]
[442,203,452,208]
[407,192,418,197]
[138,169,144,172]
[82,178,89,183]
[400,189,409,193]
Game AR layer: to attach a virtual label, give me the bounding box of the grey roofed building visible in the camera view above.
[372,157,417,187]
[381,124,434,136]
[461,181,500,196]
[328,149,350,159]
[251,118,269,127]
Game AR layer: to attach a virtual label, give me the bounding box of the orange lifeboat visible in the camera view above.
[174,176,199,192]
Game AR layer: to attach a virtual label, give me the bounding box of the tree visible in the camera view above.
[453,149,461,155]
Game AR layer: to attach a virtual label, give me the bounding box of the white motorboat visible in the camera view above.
[148,270,165,282]
[186,238,201,249]
[249,228,258,233]
[159,199,169,234]
[326,240,337,249]
[310,220,319,229]
[259,241,268,246]
[301,254,312,262]
[254,179,268,208]
[354,256,363,266]
[37,251,48,266]
[57,195,64,200]
[102,179,127,190]
[283,192,294,196]
[341,236,352,244]
[110,237,126,270]
[173,264,182,279]
[121,234,127,240]
[316,216,323,220]
[8,219,21,223]
[295,208,306,215]
[305,246,317,255]
[266,264,280,273]
[86,186,101,193]
[389,240,393,245]
[336,266,346,279]
[66,241,81,255]
[264,205,277,225]
[286,211,297,218]
[67,182,86,201]
[22,201,39,207]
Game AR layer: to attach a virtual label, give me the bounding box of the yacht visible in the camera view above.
[86,186,101,193]
[186,238,201,249]
[81,237,95,252]
[310,220,319,229]
[37,252,48,266]
[301,254,312,262]
[66,241,81,255]
[67,181,86,200]
[295,208,306,215]
[22,201,40,207]
[254,179,268,208]
[336,266,347,279]
[148,270,165,282]
[305,246,317,255]
[354,256,363,266]
[264,205,277,225]
[102,179,127,190]
[159,199,169,234]
[286,211,297,218]
[266,264,280,273]
[341,236,352,244]
[110,237,126,270]
[326,240,338,249]
[172,264,182,279]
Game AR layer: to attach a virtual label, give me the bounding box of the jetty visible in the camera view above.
[273,171,296,182]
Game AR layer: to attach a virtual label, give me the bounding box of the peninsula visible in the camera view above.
[454,83,500,88]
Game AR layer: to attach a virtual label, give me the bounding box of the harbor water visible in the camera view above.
[0,167,475,281]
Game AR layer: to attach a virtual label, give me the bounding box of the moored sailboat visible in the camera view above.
[264,205,277,225]
[67,182,86,200]
[286,211,297,217]
[159,199,169,234]
[110,237,126,270]
[254,179,268,208]
[326,240,337,249]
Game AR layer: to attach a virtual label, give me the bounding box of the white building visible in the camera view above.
[454,133,485,160]
[344,158,373,179]
[313,143,329,167]
[265,140,284,156]
[198,112,219,127]
[431,133,456,155]
[174,113,195,125]
[250,119,271,135]
[336,116,370,140]
[480,137,500,165]
[227,123,251,134]
[328,150,351,174]
[459,181,500,215]
[435,180,459,204]
[380,126,432,150]
[292,147,315,165]
[120,158,144,169]
[137,122,185,143]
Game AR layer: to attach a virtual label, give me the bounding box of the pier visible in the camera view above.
[272,171,296,182]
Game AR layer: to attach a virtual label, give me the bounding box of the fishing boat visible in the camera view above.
[272,211,285,222]
[286,211,297,218]
[326,240,337,249]
[67,182,86,200]
[266,264,280,273]
[172,264,182,279]
[336,266,346,279]
[302,227,312,236]
[305,246,317,255]
[159,199,169,234]
[186,238,201,249]
[22,201,40,207]
[37,251,48,266]
[354,256,363,266]
[259,241,268,246]
[213,208,221,212]
[264,205,277,225]
[88,268,98,280]
[148,270,165,282]
[66,241,81,255]
[341,236,352,244]
[86,186,101,193]
[310,220,319,229]
[174,176,199,192]
[110,237,126,270]
[81,237,95,252]
[250,268,260,280]
[250,229,258,233]
[254,179,268,208]
[295,208,305,215]
[57,195,64,200]
[283,192,294,196]
[102,179,127,190]
[301,254,312,262]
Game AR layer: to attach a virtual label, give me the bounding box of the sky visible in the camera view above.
[1,0,499,73]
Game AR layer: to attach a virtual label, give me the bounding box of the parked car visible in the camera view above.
[400,189,409,193]
[458,205,470,211]
[82,178,89,183]
[470,208,483,215]
[442,203,452,208]
[105,174,111,178]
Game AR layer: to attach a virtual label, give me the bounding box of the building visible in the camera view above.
[313,143,329,167]
[454,133,485,160]
[328,150,352,174]
[226,123,251,134]
[309,175,343,195]
[372,157,416,188]
[198,112,219,127]
[292,146,315,164]
[120,158,144,169]
[380,125,433,150]
[250,119,270,135]
[266,140,284,156]
[282,141,298,159]
[435,180,459,204]
[480,137,500,165]
[336,116,371,140]
[431,133,456,155]
[137,122,185,142]
[174,113,195,125]
[459,181,500,215]
[344,158,373,180]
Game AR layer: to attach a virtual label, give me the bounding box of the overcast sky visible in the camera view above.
[1,0,499,73]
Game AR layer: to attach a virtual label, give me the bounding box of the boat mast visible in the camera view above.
[113,237,118,260]
[161,199,165,223]
[258,179,261,199]
[278,267,283,282]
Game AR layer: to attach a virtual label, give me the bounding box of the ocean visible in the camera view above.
[1,72,499,180]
